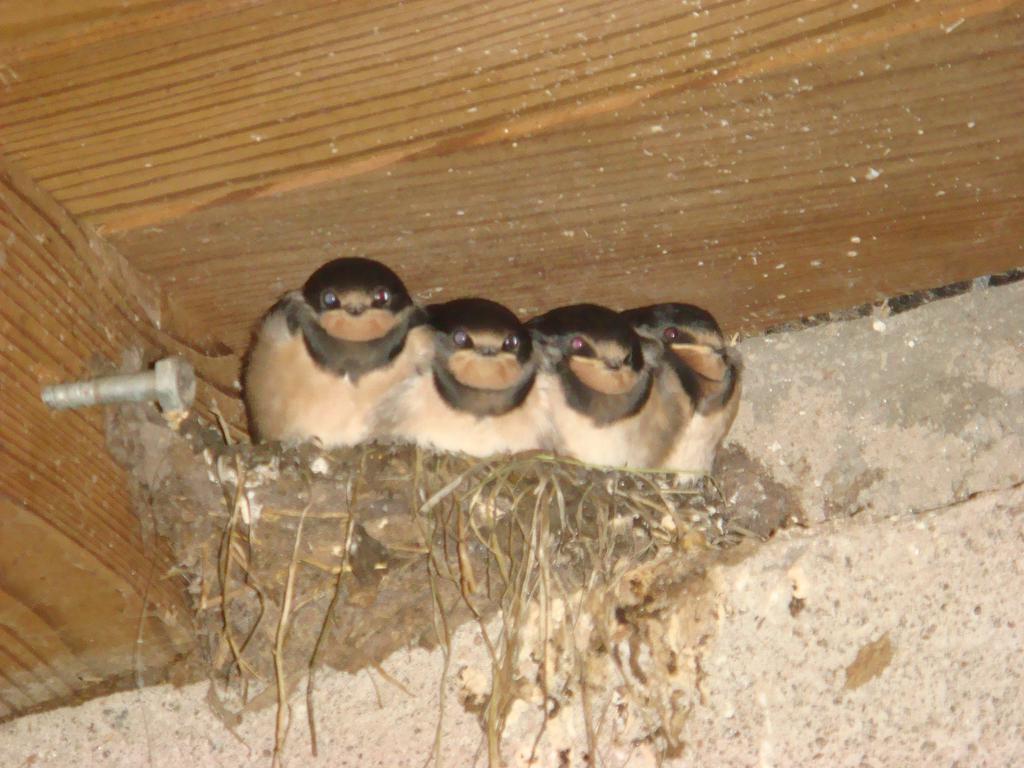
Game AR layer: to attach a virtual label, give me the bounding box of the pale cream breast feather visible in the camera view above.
[660,348,742,478]
[538,367,684,469]
[662,372,741,477]
[384,366,553,457]
[244,310,431,447]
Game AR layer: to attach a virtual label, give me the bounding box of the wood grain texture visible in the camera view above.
[0,158,204,719]
[0,0,1013,229]
[0,0,262,63]
[102,0,1024,352]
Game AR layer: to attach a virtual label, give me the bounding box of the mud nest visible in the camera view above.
[108,405,798,764]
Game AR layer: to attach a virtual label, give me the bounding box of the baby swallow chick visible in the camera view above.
[528,303,684,469]
[243,257,430,446]
[621,303,742,476]
[383,298,552,457]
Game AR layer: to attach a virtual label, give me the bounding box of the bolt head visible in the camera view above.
[154,357,196,412]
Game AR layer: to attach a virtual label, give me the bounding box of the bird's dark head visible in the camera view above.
[620,303,724,350]
[429,295,533,385]
[302,257,415,342]
[427,297,536,415]
[528,303,646,396]
[622,302,739,411]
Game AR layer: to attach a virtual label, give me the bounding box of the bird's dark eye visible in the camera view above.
[502,334,520,352]
[452,329,472,349]
[662,326,679,342]
[322,289,340,309]
[371,287,391,308]
[570,336,588,354]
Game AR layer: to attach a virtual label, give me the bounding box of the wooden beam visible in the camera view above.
[0,0,1012,231]
[0,0,261,64]
[107,1,1024,351]
[0,157,225,718]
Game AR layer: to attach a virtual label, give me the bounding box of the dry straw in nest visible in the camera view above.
[140,414,761,766]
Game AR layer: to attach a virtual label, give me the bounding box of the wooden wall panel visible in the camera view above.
[0,160,201,719]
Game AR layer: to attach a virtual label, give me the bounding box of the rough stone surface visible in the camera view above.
[2,281,1022,767]
[0,625,490,768]
[677,484,1024,767]
[731,279,1024,522]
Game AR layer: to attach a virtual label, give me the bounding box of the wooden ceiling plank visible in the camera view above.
[1,0,1004,230]
[0,155,247,717]
[0,498,187,720]
[0,0,265,64]
[7,0,593,131]
[102,2,1023,350]
[0,184,180,589]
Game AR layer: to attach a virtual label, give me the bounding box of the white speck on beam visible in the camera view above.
[943,18,965,33]
[865,167,882,181]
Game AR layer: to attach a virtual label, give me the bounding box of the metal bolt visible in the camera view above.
[41,357,196,412]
